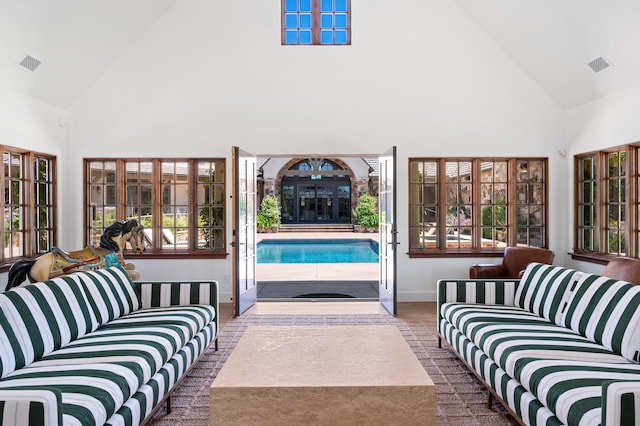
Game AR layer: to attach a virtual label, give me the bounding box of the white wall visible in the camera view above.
[0,86,68,290]
[564,82,640,275]
[67,0,565,302]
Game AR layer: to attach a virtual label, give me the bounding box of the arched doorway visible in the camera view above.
[280,158,352,224]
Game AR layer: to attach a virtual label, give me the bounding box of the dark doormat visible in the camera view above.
[257,280,378,299]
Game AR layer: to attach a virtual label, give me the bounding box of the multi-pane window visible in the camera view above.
[85,159,225,256]
[282,0,350,45]
[574,146,637,259]
[576,155,597,252]
[1,146,56,265]
[409,157,548,256]
[445,161,473,248]
[33,155,55,254]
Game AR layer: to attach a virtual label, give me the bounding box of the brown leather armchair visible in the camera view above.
[469,246,554,279]
[602,257,640,284]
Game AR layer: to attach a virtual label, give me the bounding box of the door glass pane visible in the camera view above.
[299,185,316,221]
[338,185,350,221]
[316,186,332,221]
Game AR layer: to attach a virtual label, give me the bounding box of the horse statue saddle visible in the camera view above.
[51,246,121,275]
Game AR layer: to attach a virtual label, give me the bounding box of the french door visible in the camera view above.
[379,146,398,315]
[232,147,257,316]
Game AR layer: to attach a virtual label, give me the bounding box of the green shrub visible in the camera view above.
[257,195,281,231]
[355,194,379,228]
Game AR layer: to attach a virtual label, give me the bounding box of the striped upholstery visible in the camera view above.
[442,303,640,425]
[106,324,216,426]
[562,273,640,362]
[0,269,219,426]
[76,267,140,326]
[437,279,518,334]
[602,380,640,426]
[440,320,561,426]
[515,263,581,325]
[0,274,96,378]
[0,389,62,426]
[136,281,218,310]
[0,307,217,426]
[438,272,640,426]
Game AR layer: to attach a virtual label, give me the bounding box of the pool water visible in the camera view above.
[257,239,379,264]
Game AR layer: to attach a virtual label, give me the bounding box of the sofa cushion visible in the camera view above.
[76,266,140,326]
[514,359,640,426]
[441,303,628,369]
[0,305,217,425]
[0,274,96,378]
[515,263,581,325]
[562,273,640,363]
[35,305,216,375]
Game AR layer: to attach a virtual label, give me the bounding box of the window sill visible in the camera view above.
[569,252,618,266]
[125,250,229,260]
[0,251,229,273]
[408,250,506,258]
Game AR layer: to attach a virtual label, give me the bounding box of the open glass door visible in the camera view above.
[379,146,398,315]
[232,147,257,316]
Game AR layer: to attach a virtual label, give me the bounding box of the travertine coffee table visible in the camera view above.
[210,325,435,425]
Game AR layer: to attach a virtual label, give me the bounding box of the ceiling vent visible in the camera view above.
[17,54,42,72]
[587,56,612,73]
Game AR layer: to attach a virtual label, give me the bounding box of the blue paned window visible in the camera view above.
[282,0,350,45]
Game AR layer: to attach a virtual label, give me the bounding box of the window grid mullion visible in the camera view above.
[312,0,320,44]
[597,151,608,255]
[438,159,447,250]
[627,147,637,258]
[472,160,481,250]
[189,161,196,251]
[507,159,517,247]
[152,159,162,251]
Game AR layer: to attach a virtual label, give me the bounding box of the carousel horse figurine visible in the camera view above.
[6,219,145,290]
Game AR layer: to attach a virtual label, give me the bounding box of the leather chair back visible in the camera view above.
[503,246,555,278]
[602,257,640,284]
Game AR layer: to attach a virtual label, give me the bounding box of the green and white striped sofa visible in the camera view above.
[438,262,640,426]
[0,266,219,426]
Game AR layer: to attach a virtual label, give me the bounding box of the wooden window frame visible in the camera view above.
[408,157,549,258]
[0,146,57,270]
[572,144,640,264]
[281,0,351,45]
[84,158,227,260]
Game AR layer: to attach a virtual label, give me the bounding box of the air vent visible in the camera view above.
[17,54,42,72]
[587,56,612,73]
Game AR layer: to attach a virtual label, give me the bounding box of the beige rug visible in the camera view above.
[151,302,518,425]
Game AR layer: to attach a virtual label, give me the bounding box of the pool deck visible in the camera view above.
[256,232,380,282]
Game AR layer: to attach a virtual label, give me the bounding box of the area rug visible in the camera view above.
[151,304,518,425]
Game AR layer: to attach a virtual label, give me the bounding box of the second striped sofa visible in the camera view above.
[438,262,640,426]
[0,266,219,426]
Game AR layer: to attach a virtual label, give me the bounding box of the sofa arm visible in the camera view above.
[603,380,640,426]
[134,281,219,311]
[437,279,519,339]
[437,279,519,306]
[0,388,62,426]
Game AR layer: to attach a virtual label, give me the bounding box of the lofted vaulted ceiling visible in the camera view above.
[453,0,640,110]
[1,0,639,111]
[0,0,178,108]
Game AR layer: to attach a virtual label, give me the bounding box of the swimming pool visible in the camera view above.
[257,239,379,264]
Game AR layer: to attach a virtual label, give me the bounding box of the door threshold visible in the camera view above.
[246,301,386,315]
